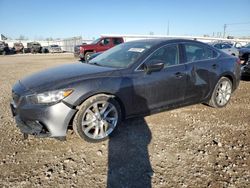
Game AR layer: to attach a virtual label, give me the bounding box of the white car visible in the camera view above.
[43,45,62,53]
[212,42,239,57]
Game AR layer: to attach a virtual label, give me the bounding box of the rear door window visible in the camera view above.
[184,43,216,62]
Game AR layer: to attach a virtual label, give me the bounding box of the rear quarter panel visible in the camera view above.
[219,56,241,91]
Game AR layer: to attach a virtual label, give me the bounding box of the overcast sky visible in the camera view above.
[0,0,250,39]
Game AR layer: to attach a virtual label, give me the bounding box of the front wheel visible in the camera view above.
[208,77,232,108]
[84,52,94,62]
[73,94,122,142]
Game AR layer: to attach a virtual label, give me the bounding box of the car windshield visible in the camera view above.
[91,38,101,44]
[89,41,154,68]
[51,45,59,47]
[244,44,250,48]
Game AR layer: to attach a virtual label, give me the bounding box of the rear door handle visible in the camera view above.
[175,72,184,78]
[212,64,217,69]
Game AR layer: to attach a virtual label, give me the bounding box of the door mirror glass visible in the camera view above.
[144,59,164,74]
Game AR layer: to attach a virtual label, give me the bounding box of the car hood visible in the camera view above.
[81,44,96,50]
[20,62,116,92]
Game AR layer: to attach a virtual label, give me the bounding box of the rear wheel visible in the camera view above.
[208,77,232,108]
[73,94,122,142]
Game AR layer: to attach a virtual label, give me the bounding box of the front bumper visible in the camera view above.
[79,52,85,59]
[10,100,77,138]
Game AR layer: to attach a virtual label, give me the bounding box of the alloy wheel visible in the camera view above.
[81,101,118,140]
[215,80,232,106]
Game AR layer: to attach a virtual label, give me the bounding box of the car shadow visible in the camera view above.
[241,76,250,81]
[107,77,153,187]
[107,117,153,188]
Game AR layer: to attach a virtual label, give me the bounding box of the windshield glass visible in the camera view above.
[51,45,59,47]
[244,44,250,48]
[91,38,101,44]
[89,41,154,68]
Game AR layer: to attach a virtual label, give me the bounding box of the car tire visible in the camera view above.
[84,52,94,62]
[208,77,232,108]
[73,94,122,142]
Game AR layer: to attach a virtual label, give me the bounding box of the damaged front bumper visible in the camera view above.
[10,100,77,139]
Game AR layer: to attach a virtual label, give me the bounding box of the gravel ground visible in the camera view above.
[0,54,249,188]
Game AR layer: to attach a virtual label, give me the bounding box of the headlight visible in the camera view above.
[27,89,73,104]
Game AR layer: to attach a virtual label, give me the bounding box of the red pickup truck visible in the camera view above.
[78,36,124,61]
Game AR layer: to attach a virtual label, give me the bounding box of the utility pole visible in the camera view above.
[223,22,250,38]
[223,24,227,38]
[167,21,169,35]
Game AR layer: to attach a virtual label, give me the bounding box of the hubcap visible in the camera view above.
[81,101,118,140]
[215,80,232,106]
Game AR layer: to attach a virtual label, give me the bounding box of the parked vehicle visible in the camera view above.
[13,42,24,53]
[0,41,10,55]
[74,45,81,58]
[79,37,124,61]
[238,43,250,64]
[10,39,241,142]
[42,45,62,53]
[74,43,87,58]
[241,55,250,77]
[211,42,239,57]
[24,42,42,53]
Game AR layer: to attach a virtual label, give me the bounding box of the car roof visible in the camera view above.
[125,38,209,47]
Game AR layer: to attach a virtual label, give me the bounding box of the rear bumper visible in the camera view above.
[10,101,77,138]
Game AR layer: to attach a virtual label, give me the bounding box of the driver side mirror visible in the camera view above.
[144,59,164,74]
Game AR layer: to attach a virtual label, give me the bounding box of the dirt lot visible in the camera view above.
[0,54,249,188]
